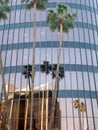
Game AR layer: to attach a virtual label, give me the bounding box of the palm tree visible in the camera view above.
[21,0,49,90]
[47,3,76,129]
[21,0,49,129]
[40,61,64,80]
[22,64,32,91]
[0,0,10,104]
[40,62,65,94]
[22,64,37,130]
[73,99,80,109]
[40,61,64,129]
[50,64,64,128]
[0,51,7,101]
[22,64,32,130]
[40,61,52,74]
[0,1,10,130]
[73,100,86,130]
[0,0,10,20]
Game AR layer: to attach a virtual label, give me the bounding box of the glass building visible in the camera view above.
[0,0,98,129]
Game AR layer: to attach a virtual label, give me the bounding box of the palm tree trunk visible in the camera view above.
[24,98,29,130]
[82,112,84,130]
[8,99,13,130]
[78,108,82,130]
[0,51,7,101]
[41,89,44,130]
[0,51,12,130]
[48,23,63,130]
[30,0,36,129]
[46,85,49,130]
[24,77,30,130]
[28,77,31,92]
[54,79,59,127]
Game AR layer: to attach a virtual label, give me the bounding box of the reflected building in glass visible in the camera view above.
[0,0,98,130]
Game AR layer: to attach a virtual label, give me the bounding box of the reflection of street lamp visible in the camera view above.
[73,100,86,130]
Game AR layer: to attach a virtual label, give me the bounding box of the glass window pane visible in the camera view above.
[66,98,73,117]
[71,72,77,90]
[76,49,81,64]
[70,48,75,64]
[15,10,20,23]
[13,29,19,43]
[81,49,87,65]
[8,29,14,44]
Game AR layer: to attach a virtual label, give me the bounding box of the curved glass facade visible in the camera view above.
[0,0,98,129]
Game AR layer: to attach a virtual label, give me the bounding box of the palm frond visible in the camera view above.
[24,64,32,71]
[21,0,30,3]
[40,61,51,75]
[66,22,75,29]
[47,3,76,32]
[62,4,68,11]
[47,10,55,22]
[2,5,10,12]
[51,71,56,79]
[48,10,54,13]
[65,13,76,22]
[57,4,68,15]
[42,0,48,2]
[21,0,48,10]
[47,10,59,31]
[57,7,63,15]
[73,100,80,109]
[51,65,64,80]
[0,0,9,4]
[36,1,46,10]
[50,24,57,32]
[57,3,64,9]
[26,1,34,9]
[0,12,7,20]
[0,0,10,20]
[72,13,77,18]
[62,24,69,33]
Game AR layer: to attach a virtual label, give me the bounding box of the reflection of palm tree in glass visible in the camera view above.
[40,61,65,91]
[22,64,32,130]
[73,100,86,130]
[47,3,76,129]
[40,61,64,129]
[40,61,51,130]
[22,64,32,92]
[22,64,36,130]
